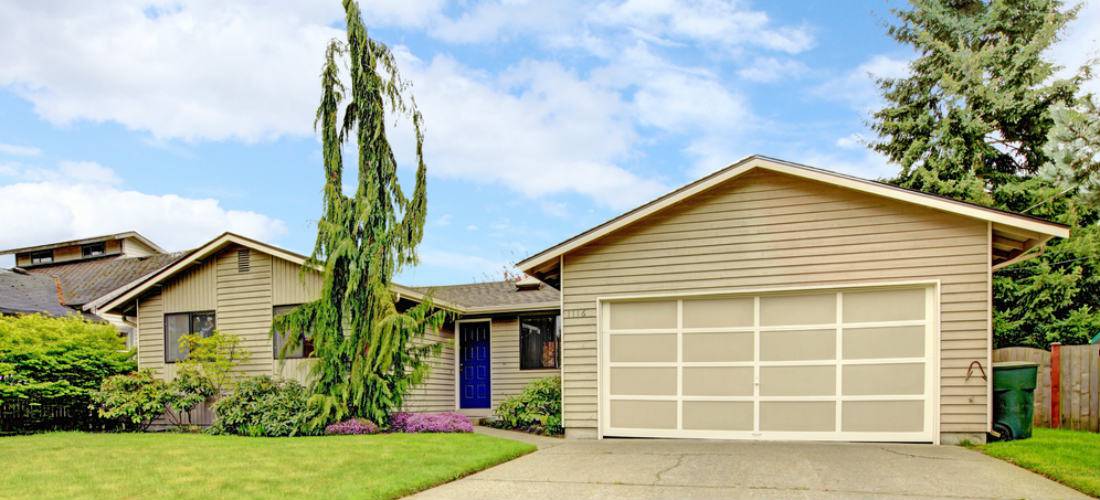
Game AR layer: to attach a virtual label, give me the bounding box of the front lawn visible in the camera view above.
[0,432,534,500]
[982,428,1100,497]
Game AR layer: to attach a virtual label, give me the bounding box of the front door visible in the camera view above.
[459,322,491,409]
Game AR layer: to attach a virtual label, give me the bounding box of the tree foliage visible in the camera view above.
[273,0,444,427]
[873,0,1100,348]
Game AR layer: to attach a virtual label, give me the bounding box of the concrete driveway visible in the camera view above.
[411,429,1087,500]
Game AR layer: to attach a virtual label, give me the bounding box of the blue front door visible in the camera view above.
[460,322,491,409]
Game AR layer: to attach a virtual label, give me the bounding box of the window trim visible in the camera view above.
[518,314,560,370]
[272,304,313,359]
[164,310,217,363]
[29,250,54,265]
[81,242,106,258]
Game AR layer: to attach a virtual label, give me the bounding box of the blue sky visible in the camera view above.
[1,1,1097,285]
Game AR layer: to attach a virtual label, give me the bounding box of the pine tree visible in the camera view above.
[274,0,444,426]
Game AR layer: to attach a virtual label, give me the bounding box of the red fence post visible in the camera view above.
[1051,342,1061,429]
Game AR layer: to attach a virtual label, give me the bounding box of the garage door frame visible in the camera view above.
[596,280,940,443]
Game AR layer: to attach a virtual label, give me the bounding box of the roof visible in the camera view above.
[410,281,559,313]
[0,268,79,317]
[24,252,185,307]
[0,231,165,255]
[516,155,1071,275]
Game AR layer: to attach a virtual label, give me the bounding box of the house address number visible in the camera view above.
[563,308,590,319]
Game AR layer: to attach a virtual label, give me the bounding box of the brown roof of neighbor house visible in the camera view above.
[0,268,80,317]
[22,252,186,307]
[411,280,559,311]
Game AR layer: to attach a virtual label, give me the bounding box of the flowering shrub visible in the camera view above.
[490,376,562,435]
[325,418,379,435]
[390,411,473,433]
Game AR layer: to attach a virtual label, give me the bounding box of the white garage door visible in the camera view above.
[600,285,936,442]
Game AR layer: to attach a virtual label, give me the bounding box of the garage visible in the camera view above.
[600,285,936,442]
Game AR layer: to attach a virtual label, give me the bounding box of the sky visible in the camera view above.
[0,0,1097,285]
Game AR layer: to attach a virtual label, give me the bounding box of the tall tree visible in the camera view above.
[871,0,1100,348]
[274,0,443,426]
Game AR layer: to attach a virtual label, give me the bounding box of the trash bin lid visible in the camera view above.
[993,361,1039,369]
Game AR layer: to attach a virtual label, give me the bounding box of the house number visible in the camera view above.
[563,308,589,319]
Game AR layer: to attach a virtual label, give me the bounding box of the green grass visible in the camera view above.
[0,431,535,500]
[982,428,1100,497]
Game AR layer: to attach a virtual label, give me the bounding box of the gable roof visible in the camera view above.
[0,231,165,255]
[0,268,80,317]
[25,252,185,307]
[410,281,559,313]
[516,155,1070,276]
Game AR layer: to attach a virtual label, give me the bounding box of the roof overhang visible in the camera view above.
[517,155,1070,283]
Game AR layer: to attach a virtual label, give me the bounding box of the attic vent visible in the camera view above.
[237,248,251,273]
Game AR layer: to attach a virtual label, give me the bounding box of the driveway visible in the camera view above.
[411,429,1088,500]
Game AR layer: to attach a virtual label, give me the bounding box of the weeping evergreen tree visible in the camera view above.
[274,0,444,427]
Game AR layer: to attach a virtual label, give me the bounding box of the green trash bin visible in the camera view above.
[992,361,1039,440]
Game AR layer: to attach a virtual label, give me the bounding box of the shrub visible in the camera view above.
[491,376,562,435]
[0,314,135,432]
[325,418,380,435]
[390,411,473,433]
[209,376,317,437]
[92,370,173,431]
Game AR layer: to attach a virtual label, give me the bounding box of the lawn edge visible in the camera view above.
[979,446,1098,498]
[386,435,538,500]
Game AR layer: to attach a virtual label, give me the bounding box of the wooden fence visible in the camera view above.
[992,344,1100,432]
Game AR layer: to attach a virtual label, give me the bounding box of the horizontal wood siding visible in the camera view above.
[215,246,274,377]
[560,170,990,436]
[492,317,559,408]
[402,324,456,412]
[163,259,216,312]
[136,290,166,376]
[271,258,322,306]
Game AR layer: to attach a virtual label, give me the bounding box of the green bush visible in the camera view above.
[208,376,318,437]
[92,370,172,431]
[491,376,561,435]
[0,315,134,431]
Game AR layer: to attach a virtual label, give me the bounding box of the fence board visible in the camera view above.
[992,347,1051,427]
[1060,344,1099,432]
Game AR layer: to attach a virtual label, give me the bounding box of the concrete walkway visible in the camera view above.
[411,435,1088,500]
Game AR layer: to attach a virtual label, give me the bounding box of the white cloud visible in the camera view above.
[0,161,286,260]
[435,213,453,227]
[1048,0,1100,95]
[413,248,515,283]
[737,57,808,83]
[814,54,911,114]
[0,143,41,157]
[465,224,479,232]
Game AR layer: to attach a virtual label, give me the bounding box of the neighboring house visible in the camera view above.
[0,268,81,318]
[516,155,1068,445]
[96,233,561,416]
[0,232,185,342]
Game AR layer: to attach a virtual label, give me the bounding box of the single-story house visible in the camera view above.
[516,155,1067,445]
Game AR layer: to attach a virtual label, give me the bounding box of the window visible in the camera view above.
[164,311,216,363]
[519,315,560,370]
[29,250,53,265]
[81,242,106,258]
[273,305,313,359]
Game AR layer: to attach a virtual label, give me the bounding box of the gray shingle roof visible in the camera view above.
[410,280,559,310]
[0,268,78,317]
[23,252,185,307]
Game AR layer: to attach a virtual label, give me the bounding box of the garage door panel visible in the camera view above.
[842,363,925,395]
[610,367,677,395]
[683,367,753,396]
[842,401,924,432]
[843,326,925,359]
[683,331,753,362]
[609,300,677,330]
[760,402,836,431]
[760,365,835,396]
[683,401,753,431]
[759,293,835,326]
[760,329,835,361]
[609,334,677,362]
[682,297,754,328]
[843,288,925,323]
[610,400,676,429]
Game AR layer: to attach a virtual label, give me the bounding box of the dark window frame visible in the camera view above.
[273,305,313,359]
[81,242,106,258]
[29,250,53,265]
[519,314,560,370]
[164,310,216,363]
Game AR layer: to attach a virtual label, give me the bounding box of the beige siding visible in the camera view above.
[402,324,457,412]
[491,317,559,408]
[560,170,990,437]
[215,246,274,377]
[271,257,322,306]
[136,290,166,376]
[122,237,158,257]
[163,259,217,312]
[17,239,124,266]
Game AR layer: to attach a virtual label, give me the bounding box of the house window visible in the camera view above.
[519,315,559,370]
[29,250,53,265]
[81,242,106,258]
[273,305,313,359]
[164,311,216,363]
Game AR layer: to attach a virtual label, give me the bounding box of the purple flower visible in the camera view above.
[389,412,473,433]
[324,418,379,435]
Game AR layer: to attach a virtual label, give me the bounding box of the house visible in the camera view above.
[0,268,81,318]
[96,233,561,416]
[516,155,1068,445]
